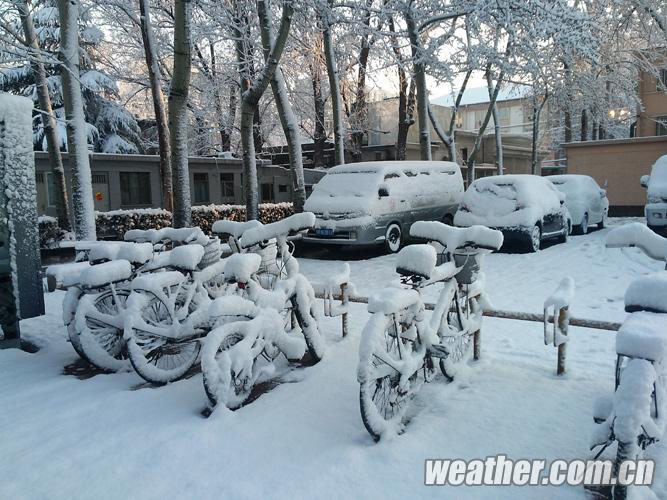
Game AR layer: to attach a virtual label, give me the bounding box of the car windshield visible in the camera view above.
[312,172,379,198]
[466,181,520,216]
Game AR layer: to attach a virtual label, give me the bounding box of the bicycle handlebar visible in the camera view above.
[410,221,504,254]
[606,222,667,263]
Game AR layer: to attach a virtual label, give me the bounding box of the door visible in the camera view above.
[92,172,110,211]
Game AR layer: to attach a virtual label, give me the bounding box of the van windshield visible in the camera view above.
[313,172,380,198]
[649,159,667,198]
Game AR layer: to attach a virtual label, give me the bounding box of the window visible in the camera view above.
[261,183,274,203]
[657,116,667,136]
[192,172,209,203]
[119,172,151,206]
[278,184,288,193]
[498,107,511,127]
[46,173,58,207]
[375,151,384,161]
[220,173,235,199]
[92,173,108,184]
[461,147,469,163]
[658,69,667,91]
[35,172,44,183]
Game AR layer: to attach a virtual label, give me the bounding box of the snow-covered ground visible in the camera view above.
[2,218,666,499]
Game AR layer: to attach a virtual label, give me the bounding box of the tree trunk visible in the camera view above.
[531,103,540,175]
[57,0,96,240]
[348,0,373,163]
[18,0,70,231]
[486,71,503,175]
[396,79,416,161]
[240,0,294,220]
[139,0,172,212]
[467,65,504,184]
[168,0,192,228]
[564,109,572,143]
[257,0,306,212]
[405,8,431,161]
[221,83,236,152]
[321,0,345,165]
[444,69,472,164]
[592,120,598,140]
[311,39,327,168]
[580,108,588,141]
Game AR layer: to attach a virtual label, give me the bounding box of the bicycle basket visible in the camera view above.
[453,252,480,284]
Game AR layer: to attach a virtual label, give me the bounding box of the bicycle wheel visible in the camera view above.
[126,290,202,385]
[291,277,326,362]
[76,288,131,372]
[201,327,256,409]
[358,313,420,441]
[439,291,479,382]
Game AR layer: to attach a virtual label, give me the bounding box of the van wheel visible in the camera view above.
[385,224,402,253]
[598,210,607,229]
[527,225,541,253]
[576,213,589,235]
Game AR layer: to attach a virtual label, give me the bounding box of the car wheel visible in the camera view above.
[598,210,607,229]
[385,223,402,253]
[558,223,569,244]
[527,225,541,252]
[577,213,589,235]
[442,214,454,226]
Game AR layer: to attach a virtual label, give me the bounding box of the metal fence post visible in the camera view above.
[340,282,349,337]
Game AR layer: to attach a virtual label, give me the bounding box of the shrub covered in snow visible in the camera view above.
[38,203,295,245]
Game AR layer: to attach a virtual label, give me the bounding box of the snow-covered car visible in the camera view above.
[454,174,569,252]
[302,161,464,253]
[641,155,667,233]
[548,174,609,234]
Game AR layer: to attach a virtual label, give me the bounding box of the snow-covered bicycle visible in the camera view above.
[67,227,220,373]
[201,212,327,409]
[357,221,503,441]
[590,223,667,499]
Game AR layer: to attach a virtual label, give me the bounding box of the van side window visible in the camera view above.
[384,173,400,180]
[404,171,417,177]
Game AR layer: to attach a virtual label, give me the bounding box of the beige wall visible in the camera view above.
[564,136,667,209]
[637,63,667,137]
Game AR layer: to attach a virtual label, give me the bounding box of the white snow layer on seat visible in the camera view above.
[208,296,258,319]
[606,222,667,261]
[194,258,227,283]
[625,271,667,313]
[79,260,132,288]
[124,227,208,245]
[211,219,262,238]
[396,244,437,278]
[368,287,420,314]
[46,262,90,287]
[131,271,185,292]
[616,311,667,361]
[224,254,262,283]
[410,221,503,252]
[88,242,153,264]
[167,245,205,270]
[239,212,316,248]
[544,276,575,310]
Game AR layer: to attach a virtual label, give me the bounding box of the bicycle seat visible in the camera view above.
[144,245,205,272]
[368,287,420,314]
[395,244,437,280]
[625,271,667,314]
[89,242,153,265]
[410,221,503,253]
[212,219,262,239]
[239,212,316,249]
[131,271,186,292]
[224,253,262,283]
[616,311,667,362]
[79,259,132,289]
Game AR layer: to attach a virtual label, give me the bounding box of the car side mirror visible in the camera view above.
[560,199,565,205]
[599,189,606,198]
[378,186,389,198]
[640,175,650,188]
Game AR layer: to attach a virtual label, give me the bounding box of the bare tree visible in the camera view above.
[239,0,294,220]
[169,0,193,227]
[17,0,71,231]
[139,0,172,212]
[257,0,306,212]
[57,0,96,240]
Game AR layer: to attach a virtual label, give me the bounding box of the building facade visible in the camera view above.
[35,152,324,217]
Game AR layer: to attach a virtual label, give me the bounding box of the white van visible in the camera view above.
[302,161,464,252]
[641,155,667,232]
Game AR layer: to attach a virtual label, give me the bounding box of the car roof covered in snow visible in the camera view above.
[328,161,459,176]
[548,174,592,184]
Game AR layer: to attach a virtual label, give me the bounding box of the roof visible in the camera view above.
[432,84,532,108]
[329,161,459,175]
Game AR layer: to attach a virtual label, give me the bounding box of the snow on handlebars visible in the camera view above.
[605,222,667,263]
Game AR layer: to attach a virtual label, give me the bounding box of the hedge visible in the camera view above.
[39,203,295,246]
